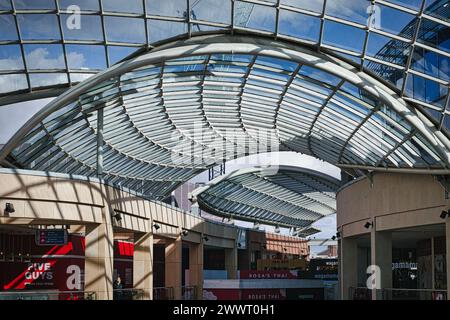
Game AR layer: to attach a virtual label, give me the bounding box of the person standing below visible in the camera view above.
[113,275,123,300]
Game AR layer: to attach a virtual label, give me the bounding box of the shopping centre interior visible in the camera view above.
[0,0,449,300]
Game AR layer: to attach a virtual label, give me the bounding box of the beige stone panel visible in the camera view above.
[376,207,446,231]
[225,247,238,279]
[189,242,203,299]
[165,237,182,299]
[0,173,28,198]
[342,220,371,238]
[134,232,153,300]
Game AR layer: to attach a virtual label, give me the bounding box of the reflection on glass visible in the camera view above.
[14,0,55,10]
[323,20,365,53]
[325,0,369,25]
[18,14,60,40]
[24,44,65,70]
[105,16,146,43]
[385,0,422,10]
[70,73,96,83]
[364,60,404,90]
[148,19,187,43]
[417,18,449,53]
[279,10,320,42]
[189,0,231,24]
[280,0,323,13]
[424,0,449,22]
[0,15,18,41]
[103,0,143,14]
[29,73,68,87]
[108,46,139,65]
[405,73,448,108]
[0,45,23,70]
[58,0,99,11]
[235,1,275,32]
[411,47,449,82]
[61,14,103,41]
[146,0,187,17]
[0,74,28,93]
[375,5,417,39]
[66,45,106,70]
[366,32,409,67]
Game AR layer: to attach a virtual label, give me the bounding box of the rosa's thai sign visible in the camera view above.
[240,270,298,279]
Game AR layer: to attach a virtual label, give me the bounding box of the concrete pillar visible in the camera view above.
[446,220,450,300]
[189,242,203,300]
[225,246,238,279]
[84,216,114,300]
[370,229,392,300]
[165,236,182,299]
[340,237,358,300]
[133,231,153,300]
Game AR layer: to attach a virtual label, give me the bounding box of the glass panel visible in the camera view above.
[189,0,231,24]
[0,15,18,41]
[105,16,146,44]
[30,73,68,87]
[323,20,366,53]
[405,73,448,108]
[108,46,139,65]
[366,32,410,67]
[14,0,56,10]
[24,44,65,70]
[280,0,324,13]
[66,44,106,70]
[279,10,320,42]
[424,0,449,22]
[325,0,370,25]
[411,47,450,82]
[103,0,143,14]
[70,72,96,83]
[0,0,12,10]
[58,0,99,11]
[375,4,418,39]
[148,19,187,43]
[384,0,422,10]
[0,74,28,93]
[18,14,61,40]
[299,65,341,86]
[61,14,103,41]
[417,18,449,53]
[0,44,23,70]
[364,60,404,90]
[234,1,276,33]
[146,0,187,17]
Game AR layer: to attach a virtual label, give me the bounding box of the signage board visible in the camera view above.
[35,229,68,246]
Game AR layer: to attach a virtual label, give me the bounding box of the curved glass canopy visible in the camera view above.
[1,36,449,201]
[189,166,340,229]
[0,0,449,131]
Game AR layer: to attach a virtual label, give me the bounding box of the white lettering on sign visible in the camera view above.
[24,263,53,280]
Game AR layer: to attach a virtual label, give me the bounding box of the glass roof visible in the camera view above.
[0,0,448,131]
[1,37,449,202]
[190,166,340,229]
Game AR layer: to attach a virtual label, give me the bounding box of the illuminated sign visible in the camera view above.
[35,229,68,246]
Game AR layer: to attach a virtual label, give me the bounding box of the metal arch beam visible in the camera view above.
[1,35,450,169]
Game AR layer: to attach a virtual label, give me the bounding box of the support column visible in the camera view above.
[370,229,392,300]
[134,231,153,300]
[446,219,450,300]
[189,242,203,300]
[225,246,238,279]
[84,212,114,300]
[96,107,104,177]
[340,237,357,300]
[165,236,182,299]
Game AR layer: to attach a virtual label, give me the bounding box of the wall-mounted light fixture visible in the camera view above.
[4,203,15,214]
[364,221,373,229]
[153,223,161,230]
[181,230,188,237]
[202,235,209,242]
[440,210,449,219]
[113,212,122,222]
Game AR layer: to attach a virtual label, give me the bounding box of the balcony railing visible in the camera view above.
[0,290,96,300]
[113,289,145,300]
[182,286,196,300]
[350,287,448,300]
[153,287,174,300]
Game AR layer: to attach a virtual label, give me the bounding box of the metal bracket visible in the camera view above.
[364,170,374,188]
